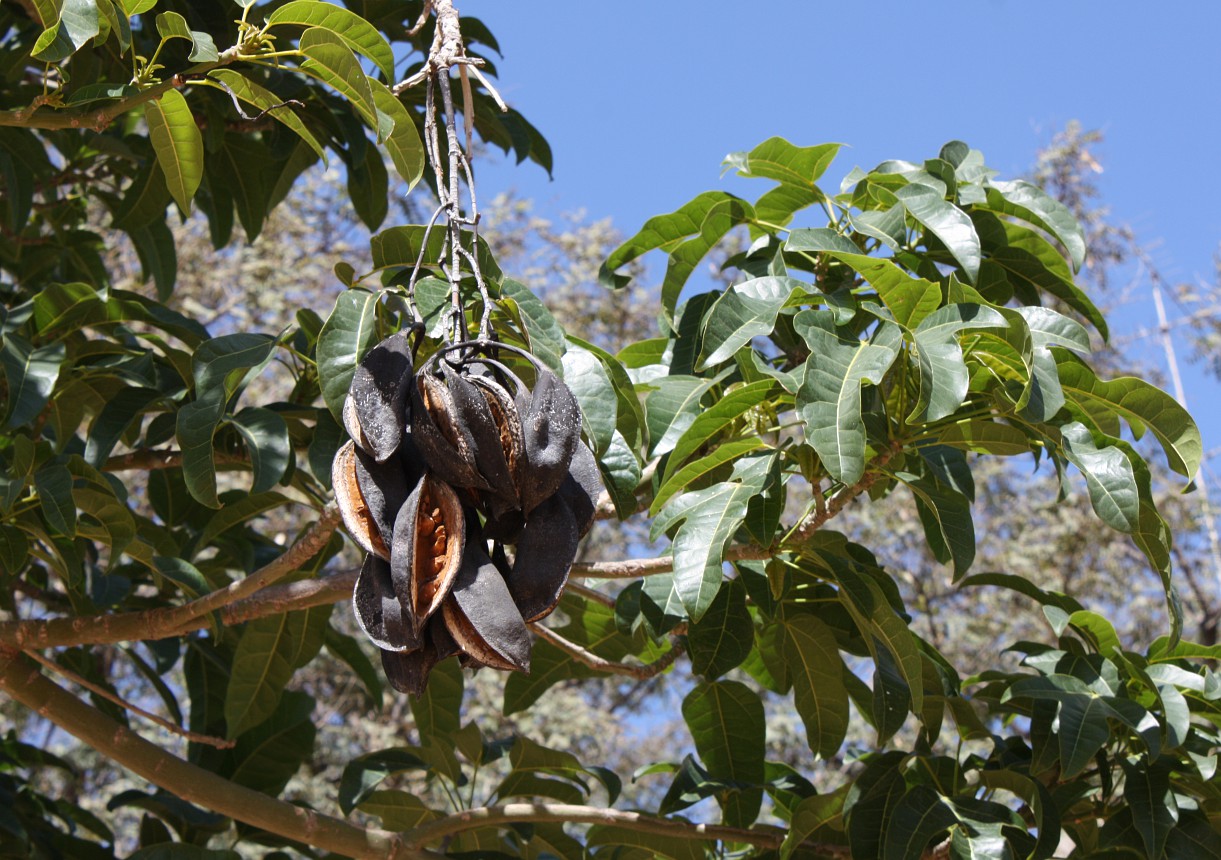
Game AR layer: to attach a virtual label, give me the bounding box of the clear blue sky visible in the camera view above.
[464,0,1221,474]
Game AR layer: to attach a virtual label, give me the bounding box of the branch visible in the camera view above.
[0,507,339,650]
[103,447,248,472]
[401,802,853,857]
[0,650,436,860]
[530,624,685,680]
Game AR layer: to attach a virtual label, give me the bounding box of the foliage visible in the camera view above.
[0,2,1219,859]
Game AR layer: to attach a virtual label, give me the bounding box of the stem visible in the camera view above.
[0,650,434,860]
[531,624,685,679]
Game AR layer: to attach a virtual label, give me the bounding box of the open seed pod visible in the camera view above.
[514,362,582,516]
[451,368,521,510]
[390,472,465,633]
[349,331,415,462]
[442,529,531,673]
[378,614,459,696]
[352,554,421,653]
[333,440,388,558]
[558,441,601,538]
[508,491,580,622]
[410,362,490,490]
[353,445,411,555]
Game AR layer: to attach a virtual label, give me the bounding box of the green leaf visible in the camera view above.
[895,183,981,283]
[34,464,75,536]
[225,605,331,738]
[324,627,382,710]
[356,790,438,830]
[339,749,429,814]
[1060,422,1139,533]
[600,191,754,319]
[681,680,766,828]
[127,219,178,300]
[652,437,765,516]
[153,556,210,600]
[697,276,810,369]
[268,0,395,80]
[500,278,567,372]
[368,80,424,189]
[562,345,616,455]
[784,616,850,760]
[411,659,463,739]
[909,303,1006,422]
[794,311,900,483]
[0,334,65,428]
[316,289,380,423]
[651,457,771,620]
[902,473,975,579]
[297,28,379,136]
[687,579,752,680]
[207,70,326,161]
[597,429,642,519]
[959,572,1084,614]
[145,90,203,214]
[153,11,217,62]
[985,180,1087,272]
[726,138,839,228]
[645,375,717,458]
[882,785,956,860]
[226,407,290,494]
[195,491,289,550]
[1054,350,1201,479]
[32,0,98,63]
[224,690,316,794]
[663,379,774,483]
[785,232,941,329]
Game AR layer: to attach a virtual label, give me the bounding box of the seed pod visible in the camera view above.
[509,492,580,622]
[342,395,370,452]
[380,645,436,696]
[442,540,531,673]
[333,440,388,558]
[410,364,489,490]
[390,473,464,633]
[463,371,525,508]
[352,554,421,652]
[349,331,414,461]
[517,366,582,515]
[558,441,601,538]
[353,445,411,555]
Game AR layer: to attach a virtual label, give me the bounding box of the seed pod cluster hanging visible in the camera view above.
[333,331,601,695]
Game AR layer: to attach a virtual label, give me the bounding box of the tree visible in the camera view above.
[1,2,1219,858]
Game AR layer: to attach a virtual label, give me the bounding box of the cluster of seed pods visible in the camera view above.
[333,331,601,695]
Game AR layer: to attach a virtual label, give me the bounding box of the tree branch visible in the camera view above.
[0,650,436,860]
[103,447,248,472]
[0,507,339,650]
[401,802,853,857]
[530,624,685,679]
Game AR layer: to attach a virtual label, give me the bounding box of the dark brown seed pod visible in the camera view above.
[442,540,531,673]
[352,554,421,653]
[333,440,388,558]
[508,492,579,622]
[558,441,601,538]
[453,370,521,508]
[353,445,411,554]
[390,473,465,633]
[517,366,582,515]
[349,331,414,462]
[410,365,489,490]
[342,395,370,452]
[380,645,437,696]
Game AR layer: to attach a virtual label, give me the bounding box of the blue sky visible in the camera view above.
[464,1,1221,473]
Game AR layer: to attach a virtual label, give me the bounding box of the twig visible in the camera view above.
[467,65,507,113]
[23,649,233,749]
[103,448,248,472]
[0,650,435,860]
[530,624,684,680]
[564,581,615,608]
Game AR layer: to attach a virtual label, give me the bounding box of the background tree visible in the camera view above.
[1,3,1219,860]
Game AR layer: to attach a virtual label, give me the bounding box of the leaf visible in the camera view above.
[339,749,429,814]
[651,457,771,620]
[726,138,840,228]
[902,474,975,579]
[411,659,463,740]
[0,334,65,428]
[794,311,900,483]
[697,276,810,369]
[562,345,616,455]
[645,375,717,458]
[226,407,290,494]
[127,219,178,300]
[357,790,438,830]
[153,11,217,62]
[316,289,380,423]
[225,605,331,738]
[663,379,775,483]
[324,627,382,710]
[145,90,203,214]
[652,437,765,515]
[681,680,766,828]
[1059,422,1139,534]
[985,180,1087,272]
[34,464,76,536]
[207,70,326,161]
[368,80,425,189]
[297,28,379,135]
[686,579,753,680]
[882,785,956,860]
[895,183,981,283]
[224,690,316,795]
[784,616,850,760]
[597,429,642,519]
[32,0,98,63]
[268,0,395,80]
[1054,350,1201,479]
[909,303,1007,422]
[599,191,754,319]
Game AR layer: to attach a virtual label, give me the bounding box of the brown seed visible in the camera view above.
[433,536,447,556]
[418,516,436,536]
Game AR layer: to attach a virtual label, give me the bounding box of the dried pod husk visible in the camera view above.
[410,364,489,490]
[349,331,414,461]
[442,538,531,673]
[509,492,579,622]
[390,472,465,633]
[463,371,526,510]
[380,645,436,696]
[517,366,582,515]
[342,395,370,452]
[558,441,601,538]
[352,554,421,652]
[353,445,411,554]
[333,440,388,558]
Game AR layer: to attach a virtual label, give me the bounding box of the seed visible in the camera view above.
[433,536,446,555]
